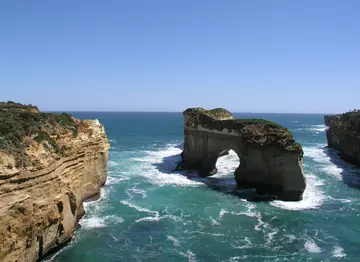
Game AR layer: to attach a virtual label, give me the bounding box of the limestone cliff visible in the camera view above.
[0,102,110,262]
[325,111,360,167]
[180,108,306,201]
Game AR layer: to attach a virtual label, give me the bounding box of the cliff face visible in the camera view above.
[325,111,360,167]
[180,108,306,201]
[0,103,110,262]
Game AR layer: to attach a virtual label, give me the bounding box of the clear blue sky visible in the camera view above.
[1,1,359,113]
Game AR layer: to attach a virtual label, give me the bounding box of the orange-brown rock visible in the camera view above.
[0,102,110,262]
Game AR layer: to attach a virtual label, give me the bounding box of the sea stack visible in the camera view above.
[325,110,360,167]
[179,107,306,201]
[0,102,110,262]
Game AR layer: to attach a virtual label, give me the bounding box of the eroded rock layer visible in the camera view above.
[180,108,306,201]
[325,111,360,167]
[0,102,110,262]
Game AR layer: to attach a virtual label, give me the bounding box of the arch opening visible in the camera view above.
[215,149,240,179]
[204,149,241,190]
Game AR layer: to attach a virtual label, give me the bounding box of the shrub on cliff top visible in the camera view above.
[0,104,78,167]
[183,107,300,153]
[339,110,360,135]
[0,101,38,111]
[184,107,281,128]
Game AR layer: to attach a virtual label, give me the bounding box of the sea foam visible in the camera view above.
[166,235,181,247]
[120,200,158,215]
[80,215,124,229]
[304,239,322,253]
[270,173,325,210]
[332,245,346,258]
[131,145,204,186]
[309,124,328,133]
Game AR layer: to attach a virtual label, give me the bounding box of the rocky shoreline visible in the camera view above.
[0,102,110,262]
[325,110,360,167]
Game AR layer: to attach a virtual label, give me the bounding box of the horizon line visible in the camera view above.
[44,110,333,115]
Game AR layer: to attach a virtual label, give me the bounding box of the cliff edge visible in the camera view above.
[0,102,110,262]
[180,108,306,201]
[325,110,360,167]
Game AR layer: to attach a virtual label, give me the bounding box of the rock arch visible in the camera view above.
[179,108,306,201]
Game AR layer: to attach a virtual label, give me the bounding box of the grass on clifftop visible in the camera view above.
[183,107,301,153]
[184,107,233,120]
[336,109,360,135]
[184,107,283,129]
[0,101,78,167]
[0,101,38,111]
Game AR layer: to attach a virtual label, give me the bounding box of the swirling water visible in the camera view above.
[46,112,360,262]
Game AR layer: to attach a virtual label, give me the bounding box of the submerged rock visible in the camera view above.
[180,107,306,201]
[0,102,110,262]
[325,110,360,167]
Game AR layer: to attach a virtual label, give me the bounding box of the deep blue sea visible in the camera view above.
[46,112,360,262]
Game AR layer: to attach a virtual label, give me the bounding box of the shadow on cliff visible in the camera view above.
[152,149,275,202]
[324,147,360,188]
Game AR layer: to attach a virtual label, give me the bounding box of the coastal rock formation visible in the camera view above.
[0,102,110,262]
[325,110,360,167]
[179,108,306,201]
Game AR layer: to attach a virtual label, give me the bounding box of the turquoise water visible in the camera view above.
[47,113,360,262]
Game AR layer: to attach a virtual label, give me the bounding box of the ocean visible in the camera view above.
[46,112,360,262]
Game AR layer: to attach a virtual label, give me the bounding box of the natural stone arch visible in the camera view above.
[179,108,306,201]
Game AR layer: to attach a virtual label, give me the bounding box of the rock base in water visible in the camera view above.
[180,107,306,201]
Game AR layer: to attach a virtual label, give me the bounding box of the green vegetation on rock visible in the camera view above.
[0,101,38,111]
[184,107,302,154]
[330,110,360,137]
[184,107,232,120]
[0,101,78,167]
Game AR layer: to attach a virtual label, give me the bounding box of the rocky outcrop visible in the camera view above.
[325,111,360,167]
[0,102,110,262]
[179,108,306,201]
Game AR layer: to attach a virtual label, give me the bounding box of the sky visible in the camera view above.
[0,1,359,113]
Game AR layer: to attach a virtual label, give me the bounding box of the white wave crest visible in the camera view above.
[167,235,181,247]
[304,239,322,253]
[270,173,325,210]
[189,230,225,237]
[105,176,130,185]
[266,230,278,244]
[304,146,360,184]
[232,237,253,250]
[119,200,183,223]
[332,245,346,258]
[135,214,182,223]
[120,200,158,215]
[309,124,328,132]
[135,216,161,223]
[220,204,257,219]
[214,150,239,179]
[131,145,204,186]
[229,256,248,261]
[292,124,327,134]
[210,216,220,226]
[80,215,124,229]
[179,250,197,262]
[219,204,268,232]
[127,186,147,198]
[303,146,344,179]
